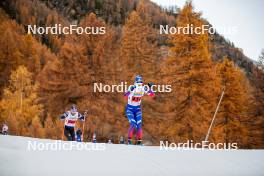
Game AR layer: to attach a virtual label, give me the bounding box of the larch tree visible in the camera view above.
[0,21,22,95]
[119,11,158,81]
[212,58,252,147]
[78,12,117,82]
[0,16,42,96]
[163,2,221,142]
[44,113,63,140]
[37,42,91,116]
[22,34,41,74]
[0,66,43,137]
[30,116,45,138]
[44,114,56,139]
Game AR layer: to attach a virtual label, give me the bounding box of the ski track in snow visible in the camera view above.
[0,135,264,176]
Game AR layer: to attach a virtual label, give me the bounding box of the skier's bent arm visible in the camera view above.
[145,83,155,97]
[124,85,136,97]
[124,91,130,97]
[60,112,69,120]
[78,113,85,121]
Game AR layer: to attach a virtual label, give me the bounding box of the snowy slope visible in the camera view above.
[0,135,263,176]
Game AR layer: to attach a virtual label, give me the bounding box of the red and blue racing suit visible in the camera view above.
[124,83,154,142]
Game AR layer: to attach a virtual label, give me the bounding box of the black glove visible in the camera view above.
[148,83,154,89]
[123,107,127,119]
[130,85,136,91]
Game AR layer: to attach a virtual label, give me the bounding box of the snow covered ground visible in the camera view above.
[0,135,263,176]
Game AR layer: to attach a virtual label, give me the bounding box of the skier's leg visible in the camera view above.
[76,135,81,142]
[76,129,82,142]
[135,109,142,145]
[126,106,136,144]
[69,127,75,141]
[64,126,72,141]
[128,122,136,144]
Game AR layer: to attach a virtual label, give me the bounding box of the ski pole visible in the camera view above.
[82,121,85,142]
[205,88,225,142]
[82,110,88,142]
[61,121,64,141]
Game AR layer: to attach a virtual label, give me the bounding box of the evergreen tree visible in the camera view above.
[120,11,158,81]
[79,12,117,82]
[0,16,42,96]
[0,21,22,95]
[0,66,43,136]
[22,34,41,74]
[44,114,55,139]
[213,58,252,147]
[37,42,91,115]
[30,116,45,138]
[163,2,221,142]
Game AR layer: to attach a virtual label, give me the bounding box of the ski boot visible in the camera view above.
[136,140,142,145]
[127,139,133,145]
